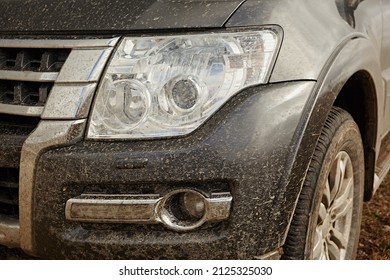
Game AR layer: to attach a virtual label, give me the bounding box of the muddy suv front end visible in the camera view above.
[0,30,317,258]
[0,0,338,259]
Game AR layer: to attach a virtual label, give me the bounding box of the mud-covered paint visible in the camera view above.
[0,0,388,259]
[226,0,382,82]
[31,82,314,259]
[0,115,40,168]
[0,0,244,33]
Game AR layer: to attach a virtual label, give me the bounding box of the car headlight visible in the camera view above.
[87,28,282,139]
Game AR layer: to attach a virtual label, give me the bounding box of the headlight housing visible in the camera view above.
[88,28,282,139]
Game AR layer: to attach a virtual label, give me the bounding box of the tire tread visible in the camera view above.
[282,107,358,259]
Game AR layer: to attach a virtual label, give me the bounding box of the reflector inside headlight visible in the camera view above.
[88,29,281,139]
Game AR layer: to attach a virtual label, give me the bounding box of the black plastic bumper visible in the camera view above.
[30,81,315,259]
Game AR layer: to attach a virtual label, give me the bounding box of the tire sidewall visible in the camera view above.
[304,119,364,259]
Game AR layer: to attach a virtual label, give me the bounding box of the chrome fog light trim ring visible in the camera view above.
[65,191,232,232]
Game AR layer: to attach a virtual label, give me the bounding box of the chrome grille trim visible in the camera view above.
[0,215,20,248]
[42,84,97,120]
[0,38,118,49]
[20,119,87,254]
[0,37,120,250]
[0,104,43,117]
[0,70,58,82]
[56,49,113,83]
[0,37,120,117]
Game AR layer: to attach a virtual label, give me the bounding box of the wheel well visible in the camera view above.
[333,71,377,201]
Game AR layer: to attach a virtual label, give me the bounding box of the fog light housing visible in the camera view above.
[65,191,232,231]
[158,189,208,231]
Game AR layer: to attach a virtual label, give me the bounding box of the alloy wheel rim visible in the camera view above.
[313,151,354,260]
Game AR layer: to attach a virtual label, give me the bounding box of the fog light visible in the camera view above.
[182,192,206,219]
[158,189,208,231]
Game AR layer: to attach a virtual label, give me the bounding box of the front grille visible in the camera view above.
[0,80,52,106]
[0,168,19,219]
[0,114,39,217]
[0,48,70,107]
[0,46,70,218]
[0,38,117,230]
[0,113,40,135]
[0,48,70,72]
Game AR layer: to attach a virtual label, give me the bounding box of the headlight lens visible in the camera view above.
[88,29,281,139]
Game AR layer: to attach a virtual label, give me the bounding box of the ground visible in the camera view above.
[357,178,390,260]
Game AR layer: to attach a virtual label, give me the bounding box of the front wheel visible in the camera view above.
[283,107,364,260]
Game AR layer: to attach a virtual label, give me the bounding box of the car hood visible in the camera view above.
[0,0,246,34]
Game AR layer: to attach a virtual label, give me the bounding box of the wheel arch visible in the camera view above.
[334,70,378,201]
[293,35,382,203]
[277,35,383,247]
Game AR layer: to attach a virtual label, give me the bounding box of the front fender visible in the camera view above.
[273,35,383,245]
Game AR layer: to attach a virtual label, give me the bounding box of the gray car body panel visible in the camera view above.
[0,0,389,259]
[227,0,382,82]
[229,0,388,137]
[0,0,245,32]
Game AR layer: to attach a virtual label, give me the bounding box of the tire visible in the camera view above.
[283,107,364,260]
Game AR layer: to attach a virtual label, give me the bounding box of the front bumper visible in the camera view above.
[1,81,314,259]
